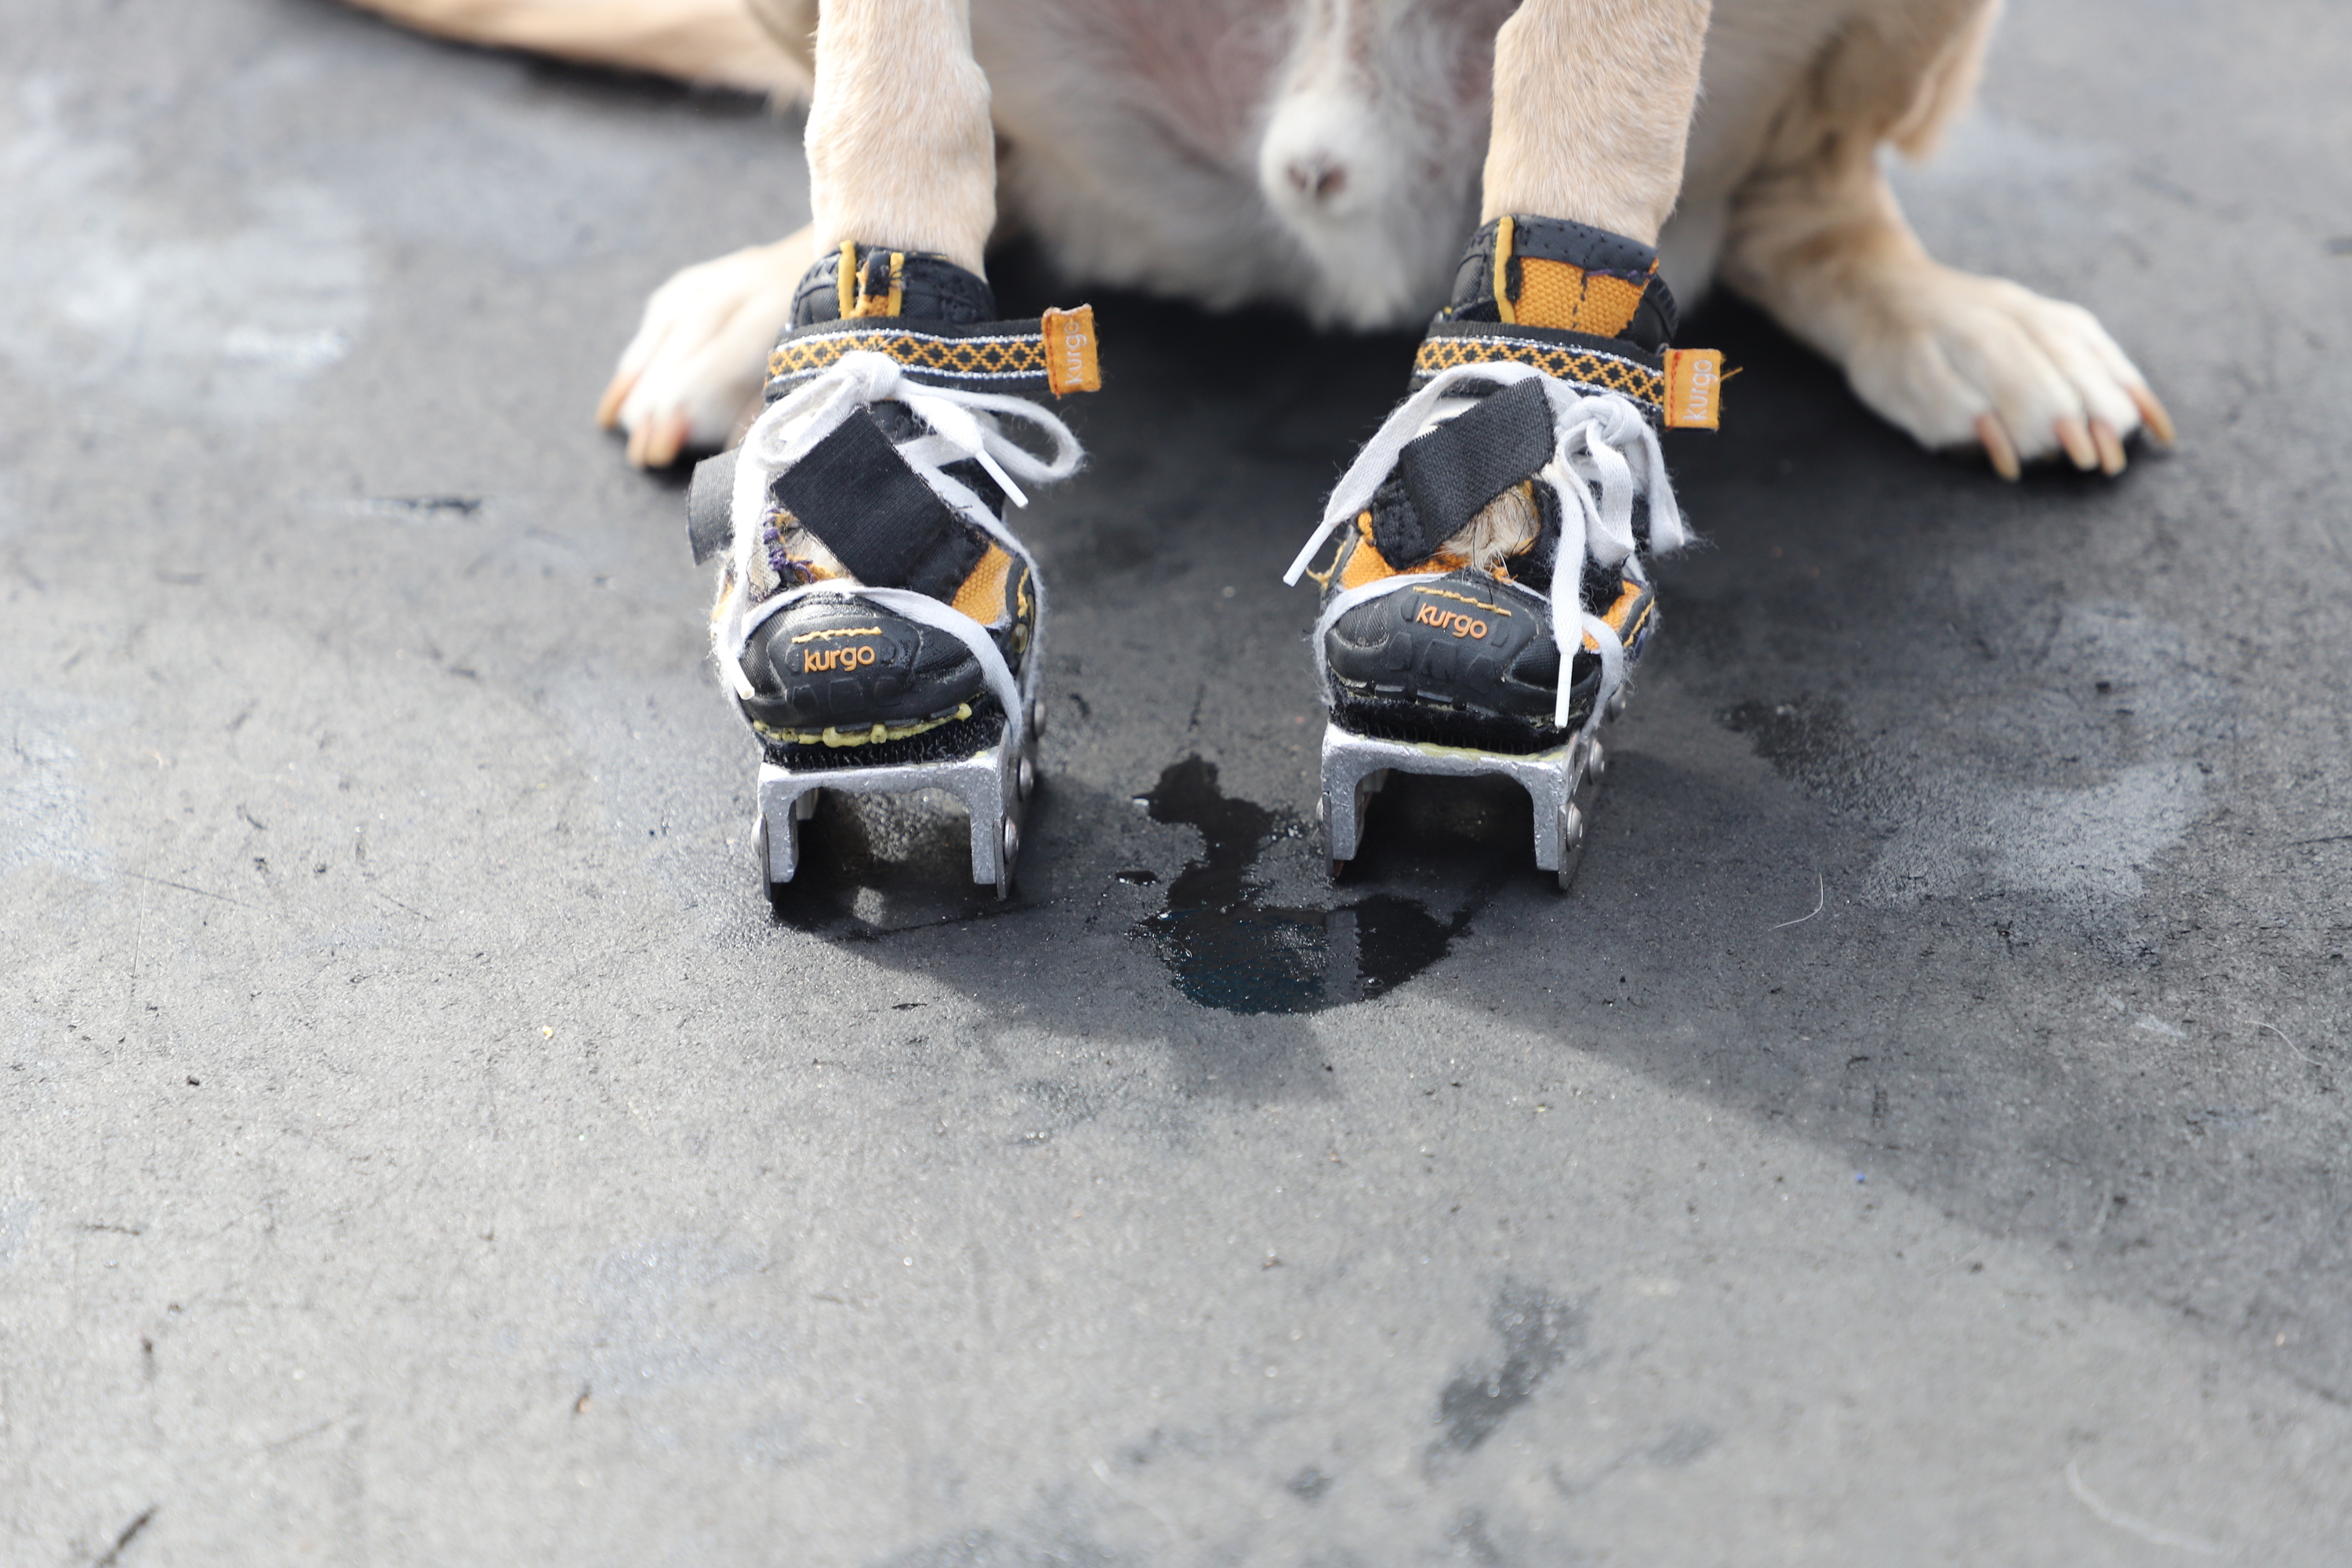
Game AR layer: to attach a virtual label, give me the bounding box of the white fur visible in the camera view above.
[1254,85,1450,327]
[1247,1,1498,328]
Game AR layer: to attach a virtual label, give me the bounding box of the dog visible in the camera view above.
[342,0,2170,478]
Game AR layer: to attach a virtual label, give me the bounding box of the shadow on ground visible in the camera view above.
[738,274,2352,1402]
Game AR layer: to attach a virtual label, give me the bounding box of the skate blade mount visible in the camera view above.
[1319,711,1610,893]
[754,695,1044,903]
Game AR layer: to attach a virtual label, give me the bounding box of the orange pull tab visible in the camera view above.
[1663,347,1724,430]
[1042,305,1102,395]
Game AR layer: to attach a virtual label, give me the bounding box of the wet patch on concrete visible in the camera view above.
[1722,695,1877,803]
[1428,1280,1585,1466]
[1719,601,2220,913]
[1283,1465,1333,1503]
[1865,759,2205,907]
[1139,756,1469,1015]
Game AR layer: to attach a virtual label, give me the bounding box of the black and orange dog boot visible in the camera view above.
[685,242,1102,902]
[1282,216,1722,888]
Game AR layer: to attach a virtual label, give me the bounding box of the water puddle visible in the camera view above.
[753,753,1528,1018]
[1139,757,1489,1015]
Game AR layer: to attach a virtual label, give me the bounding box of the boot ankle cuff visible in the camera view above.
[790,242,999,328]
[1445,216,1678,350]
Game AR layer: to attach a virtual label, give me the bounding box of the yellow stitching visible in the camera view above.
[887,251,905,318]
[1414,587,1514,615]
[752,701,974,750]
[837,241,856,321]
[787,626,884,644]
[768,328,1055,382]
[1416,335,1660,394]
[1413,335,1664,405]
[1581,593,1653,651]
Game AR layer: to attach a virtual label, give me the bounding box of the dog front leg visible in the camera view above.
[1481,0,1713,245]
[1285,2,1715,797]
[803,0,996,274]
[601,0,996,466]
[1715,2,2172,477]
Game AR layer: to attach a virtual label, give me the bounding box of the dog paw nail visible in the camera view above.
[2090,419,2126,475]
[1976,413,2021,481]
[2129,386,2176,448]
[2055,416,2099,471]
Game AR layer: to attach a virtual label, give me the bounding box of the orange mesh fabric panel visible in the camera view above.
[949,543,1014,622]
[1338,516,1400,590]
[1512,258,1646,338]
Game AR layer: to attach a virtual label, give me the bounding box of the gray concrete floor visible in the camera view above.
[5,1,2351,1563]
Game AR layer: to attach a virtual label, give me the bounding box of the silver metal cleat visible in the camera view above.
[752,688,1047,904]
[1320,723,1605,892]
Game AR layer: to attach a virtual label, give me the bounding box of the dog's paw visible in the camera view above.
[1841,267,2174,479]
[597,232,812,468]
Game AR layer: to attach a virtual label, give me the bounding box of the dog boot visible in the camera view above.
[1281,216,1723,886]
[686,242,1102,900]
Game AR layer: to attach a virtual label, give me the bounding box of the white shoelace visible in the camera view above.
[718,350,1084,739]
[1282,361,1690,731]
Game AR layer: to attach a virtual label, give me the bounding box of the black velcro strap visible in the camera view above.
[1371,378,1555,568]
[769,410,985,601]
[1504,214,1660,276]
[790,245,998,328]
[686,446,737,565]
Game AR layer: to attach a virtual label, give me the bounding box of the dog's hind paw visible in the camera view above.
[598,231,814,468]
[1838,267,2173,480]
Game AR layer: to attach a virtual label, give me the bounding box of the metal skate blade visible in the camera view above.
[1319,722,1602,891]
[755,732,1032,904]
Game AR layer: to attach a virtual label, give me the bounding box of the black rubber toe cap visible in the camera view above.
[1324,573,1559,720]
[739,593,984,734]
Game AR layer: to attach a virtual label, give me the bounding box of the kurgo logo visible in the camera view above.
[1414,601,1489,639]
[1042,305,1102,396]
[1681,354,1715,423]
[1664,347,1724,430]
[800,644,879,672]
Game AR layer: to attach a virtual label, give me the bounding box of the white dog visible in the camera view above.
[345,0,2170,477]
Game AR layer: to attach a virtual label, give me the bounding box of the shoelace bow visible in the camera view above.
[718,350,1085,738]
[743,348,1083,515]
[1282,361,1690,731]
